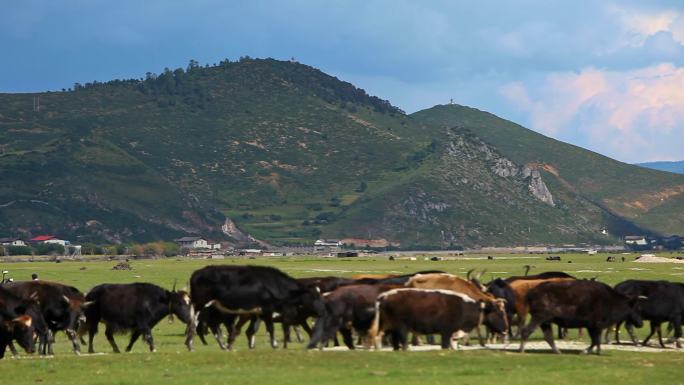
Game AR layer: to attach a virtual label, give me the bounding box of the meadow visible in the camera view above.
[1,251,683,385]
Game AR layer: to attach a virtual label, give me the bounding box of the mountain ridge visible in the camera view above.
[1,58,682,246]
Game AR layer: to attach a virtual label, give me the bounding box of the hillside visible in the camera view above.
[1,59,683,247]
[411,105,684,237]
[636,161,684,175]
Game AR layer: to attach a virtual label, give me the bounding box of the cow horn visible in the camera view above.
[29,291,40,301]
[172,279,177,292]
[475,269,487,280]
[466,269,475,280]
[637,295,648,300]
[81,301,96,308]
[62,295,71,304]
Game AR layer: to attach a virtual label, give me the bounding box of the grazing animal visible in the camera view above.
[81,282,191,353]
[498,274,576,335]
[519,280,644,355]
[308,284,402,349]
[185,265,326,351]
[0,286,39,358]
[4,280,88,355]
[368,288,507,350]
[405,273,508,344]
[612,280,684,348]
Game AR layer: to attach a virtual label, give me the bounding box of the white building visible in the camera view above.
[0,238,27,247]
[175,237,209,249]
[314,239,342,253]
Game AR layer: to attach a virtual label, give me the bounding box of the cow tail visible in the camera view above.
[368,298,382,350]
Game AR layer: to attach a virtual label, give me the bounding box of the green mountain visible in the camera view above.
[1,58,682,247]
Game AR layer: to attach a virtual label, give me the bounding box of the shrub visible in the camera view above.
[7,245,32,256]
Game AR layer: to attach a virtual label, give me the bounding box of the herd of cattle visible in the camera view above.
[0,264,682,359]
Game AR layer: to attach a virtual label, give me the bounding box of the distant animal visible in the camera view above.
[519,280,644,355]
[606,256,616,262]
[546,256,561,261]
[81,282,191,353]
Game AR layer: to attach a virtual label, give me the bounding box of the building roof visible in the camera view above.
[624,235,646,240]
[0,237,22,242]
[175,236,205,242]
[30,235,56,241]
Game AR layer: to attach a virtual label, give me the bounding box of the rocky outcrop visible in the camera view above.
[527,169,555,206]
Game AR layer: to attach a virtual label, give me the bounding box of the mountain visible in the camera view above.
[636,161,684,175]
[1,58,683,247]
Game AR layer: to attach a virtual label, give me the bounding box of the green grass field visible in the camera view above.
[1,252,683,385]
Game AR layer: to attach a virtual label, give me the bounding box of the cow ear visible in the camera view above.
[13,315,32,328]
[29,291,40,302]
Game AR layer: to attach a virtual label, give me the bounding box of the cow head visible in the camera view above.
[482,299,509,335]
[290,286,326,318]
[624,295,646,328]
[169,289,192,324]
[10,315,36,354]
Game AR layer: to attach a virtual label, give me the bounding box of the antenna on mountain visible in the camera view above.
[449,98,454,105]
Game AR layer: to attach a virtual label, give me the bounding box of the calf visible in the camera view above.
[519,280,643,355]
[4,280,88,355]
[612,280,684,348]
[308,284,401,349]
[0,286,37,358]
[185,265,325,351]
[82,283,191,353]
[368,288,507,350]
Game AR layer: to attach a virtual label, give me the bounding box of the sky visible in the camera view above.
[2,0,683,163]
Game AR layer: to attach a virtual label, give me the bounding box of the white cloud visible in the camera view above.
[609,4,684,46]
[499,63,684,162]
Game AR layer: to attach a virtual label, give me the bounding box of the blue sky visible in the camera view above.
[2,0,683,163]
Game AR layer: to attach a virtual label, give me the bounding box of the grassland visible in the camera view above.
[1,252,683,385]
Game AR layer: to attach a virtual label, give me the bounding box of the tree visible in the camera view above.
[187,59,199,72]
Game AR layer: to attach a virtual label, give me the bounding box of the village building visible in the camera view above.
[29,235,70,246]
[313,239,342,253]
[0,238,27,247]
[174,236,209,249]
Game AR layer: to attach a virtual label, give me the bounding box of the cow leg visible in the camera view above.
[0,340,7,359]
[655,322,666,348]
[625,323,638,345]
[584,327,602,355]
[245,317,260,349]
[66,329,81,355]
[340,327,355,350]
[210,324,227,350]
[540,323,560,354]
[142,329,155,352]
[125,331,141,352]
[642,323,657,347]
[300,321,313,339]
[46,330,55,356]
[294,325,305,343]
[518,317,541,353]
[105,326,120,353]
[87,324,98,354]
[184,304,197,352]
[8,341,19,357]
[282,324,290,349]
[440,331,453,350]
[672,316,683,348]
[264,318,278,349]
